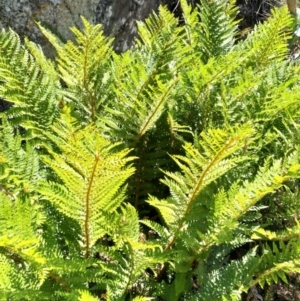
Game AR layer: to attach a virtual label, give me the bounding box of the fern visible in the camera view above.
[0,29,61,144]
[148,124,254,231]
[196,0,239,62]
[237,5,293,67]
[247,239,300,288]
[37,17,114,123]
[37,118,136,257]
[0,0,300,300]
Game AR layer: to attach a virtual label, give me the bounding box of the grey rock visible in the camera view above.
[0,0,181,56]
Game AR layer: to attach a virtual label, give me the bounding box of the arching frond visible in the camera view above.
[149,124,254,230]
[237,5,294,66]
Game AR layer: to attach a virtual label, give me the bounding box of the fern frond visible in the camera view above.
[135,5,188,70]
[105,239,161,300]
[238,5,293,66]
[37,120,136,256]
[0,28,61,141]
[149,124,254,230]
[197,0,239,62]
[0,253,13,297]
[112,74,179,146]
[111,203,140,246]
[251,220,300,241]
[180,0,200,50]
[101,5,189,144]
[197,247,259,300]
[252,239,300,287]
[77,290,99,301]
[0,118,42,200]
[101,204,162,299]
[0,193,45,265]
[24,37,59,83]
[140,219,171,242]
[37,17,114,123]
[209,152,300,246]
[261,63,300,118]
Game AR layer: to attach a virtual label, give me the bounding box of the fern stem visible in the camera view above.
[48,272,70,291]
[134,137,146,209]
[84,154,100,258]
[134,77,178,146]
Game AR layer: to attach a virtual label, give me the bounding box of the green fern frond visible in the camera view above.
[24,37,59,83]
[77,290,99,301]
[103,5,188,145]
[197,247,259,300]
[167,113,193,144]
[37,121,136,256]
[210,152,300,244]
[135,5,187,70]
[0,28,61,140]
[0,118,42,199]
[113,75,178,146]
[238,5,293,66]
[252,239,300,287]
[37,17,114,123]
[105,240,161,300]
[0,193,45,265]
[148,125,254,229]
[0,253,13,297]
[112,204,140,246]
[180,0,200,49]
[103,206,162,299]
[140,219,171,242]
[0,123,45,264]
[261,63,300,118]
[251,220,300,241]
[197,0,239,62]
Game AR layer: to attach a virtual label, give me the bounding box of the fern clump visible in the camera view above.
[0,0,300,300]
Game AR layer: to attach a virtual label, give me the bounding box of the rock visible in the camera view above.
[0,0,181,56]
